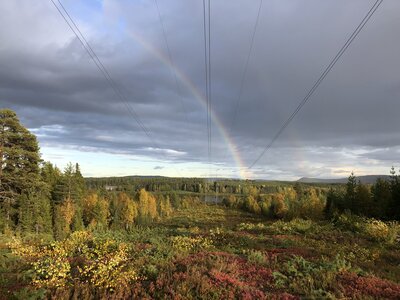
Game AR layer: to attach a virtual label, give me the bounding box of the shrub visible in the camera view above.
[364,219,389,241]
[222,195,238,208]
[269,218,314,234]
[364,220,399,244]
[236,223,267,231]
[273,255,354,297]
[244,196,261,214]
[171,236,213,253]
[245,250,267,265]
[8,231,138,291]
[334,212,400,244]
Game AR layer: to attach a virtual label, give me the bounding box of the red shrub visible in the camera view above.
[339,272,400,299]
[153,251,292,299]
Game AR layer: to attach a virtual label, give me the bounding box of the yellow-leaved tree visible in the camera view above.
[111,192,138,230]
[158,195,173,218]
[54,198,75,239]
[136,189,158,225]
[82,192,110,229]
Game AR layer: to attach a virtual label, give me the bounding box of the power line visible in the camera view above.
[51,0,153,142]
[208,0,212,177]
[249,0,383,169]
[202,0,211,178]
[50,0,183,176]
[153,0,190,123]
[228,0,263,136]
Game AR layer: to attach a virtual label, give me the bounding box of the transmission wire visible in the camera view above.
[249,0,384,169]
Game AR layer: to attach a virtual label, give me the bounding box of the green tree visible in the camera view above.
[371,178,391,218]
[294,182,304,200]
[18,183,52,234]
[354,183,372,216]
[52,163,85,230]
[346,172,357,212]
[389,167,400,219]
[0,109,42,232]
[324,188,345,216]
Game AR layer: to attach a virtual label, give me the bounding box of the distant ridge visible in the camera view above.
[297,175,390,184]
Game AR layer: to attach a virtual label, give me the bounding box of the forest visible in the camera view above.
[1,108,400,299]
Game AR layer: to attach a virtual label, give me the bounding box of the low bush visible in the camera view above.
[171,235,213,253]
[273,255,355,297]
[334,212,400,244]
[269,218,314,234]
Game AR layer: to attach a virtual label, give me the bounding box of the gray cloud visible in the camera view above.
[1,0,399,179]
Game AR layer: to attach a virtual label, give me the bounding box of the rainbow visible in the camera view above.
[127,30,252,179]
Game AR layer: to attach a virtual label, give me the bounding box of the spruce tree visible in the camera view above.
[389,167,400,219]
[346,172,357,213]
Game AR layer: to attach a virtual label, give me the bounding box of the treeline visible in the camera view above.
[224,170,400,221]
[222,184,327,220]
[3,157,185,238]
[86,176,293,195]
[326,170,400,220]
[48,163,176,239]
[0,109,188,238]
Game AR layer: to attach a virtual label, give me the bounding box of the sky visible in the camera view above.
[1,0,399,180]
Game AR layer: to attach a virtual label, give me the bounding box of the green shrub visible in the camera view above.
[170,235,213,253]
[245,249,267,265]
[334,212,400,244]
[273,255,354,297]
[269,218,314,234]
[236,222,267,231]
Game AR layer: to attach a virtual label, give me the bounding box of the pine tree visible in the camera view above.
[0,109,43,232]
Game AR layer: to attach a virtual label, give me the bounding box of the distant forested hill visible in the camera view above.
[298,175,390,184]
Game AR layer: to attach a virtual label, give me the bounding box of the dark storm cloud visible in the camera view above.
[1,0,399,178]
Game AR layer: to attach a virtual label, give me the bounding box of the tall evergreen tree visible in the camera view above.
[346,172,357,212]
[0,109,44,231]
[371,178,391,218]
[389,167,400,219]
[18,183,52,234]
[354,183,372,216]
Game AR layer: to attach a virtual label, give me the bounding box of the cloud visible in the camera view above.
[1,0,399,179]
[154,166,164,170]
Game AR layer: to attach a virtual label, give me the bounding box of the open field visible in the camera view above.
[1,202,399,299]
